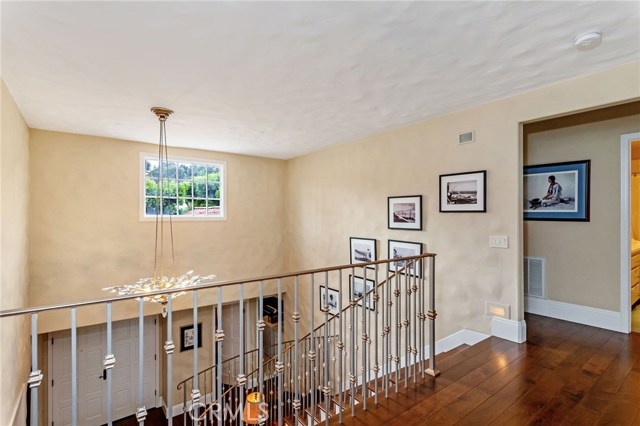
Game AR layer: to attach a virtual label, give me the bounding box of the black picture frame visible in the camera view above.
[180,323,203,352]
[439,170,487,213]
[388,195,423,230]
[388,239,423,278]
[349,275,376,311]
[523,160,591,222]
[319,286,340,316]
[349,237,377,268]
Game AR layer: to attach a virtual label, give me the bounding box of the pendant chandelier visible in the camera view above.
[103,108,215,315]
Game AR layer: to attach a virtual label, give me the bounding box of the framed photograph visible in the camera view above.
[180,323,203,352]
[439,170,486,213]
[388,239,423,277]
[388,195,422,230]
[350,237,377,268]
[523,160,590,221]
[319,286,340,315]
[350,275,376,311]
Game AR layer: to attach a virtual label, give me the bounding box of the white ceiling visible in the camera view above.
[2,1,639,159]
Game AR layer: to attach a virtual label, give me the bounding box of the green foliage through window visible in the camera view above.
[144,157,223,218]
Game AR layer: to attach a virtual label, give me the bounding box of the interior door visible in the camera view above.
[221,303,241,385]
[111,317,157,420]
[51,317,157,425]
[50,332,75,426]
[78,324,108,424]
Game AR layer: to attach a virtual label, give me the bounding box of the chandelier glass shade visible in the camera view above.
[103,108,215,314]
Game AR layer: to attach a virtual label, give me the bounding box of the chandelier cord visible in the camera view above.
[159,119,165,280]
[153,119,162,284]
[164,120,177,280]
[153,115,178,286]
[102,107,215,309]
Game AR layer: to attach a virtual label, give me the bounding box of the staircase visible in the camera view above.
[1,253,437,426]
[179,255,439,426]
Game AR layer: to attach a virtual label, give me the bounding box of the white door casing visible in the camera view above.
[621,132,640,333]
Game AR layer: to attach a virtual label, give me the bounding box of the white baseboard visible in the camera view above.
[162,391,219,419]
[351,328,490,389]
[162,396,190,420]
[525,296,622,332]
[160,397,171,419]
[491,317,527,343]
[435,328,490,353]
[165,329,492,416]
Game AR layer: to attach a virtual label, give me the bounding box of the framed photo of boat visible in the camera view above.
[350,237,377,269]
[388,195,422,230]
[439,170,486,213]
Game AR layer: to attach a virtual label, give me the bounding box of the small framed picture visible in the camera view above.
[439,170,486,213]
[350,237,377,268]
[388,195,422,230]
[180,323,203,352]
[319,286,340,315]
[523,160,590,221]
[388,239,423,277]
[350,275,376,311]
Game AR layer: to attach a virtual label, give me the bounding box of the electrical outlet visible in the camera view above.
[489,235,509,249]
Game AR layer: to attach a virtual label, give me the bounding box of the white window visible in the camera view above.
[140,153,225,220]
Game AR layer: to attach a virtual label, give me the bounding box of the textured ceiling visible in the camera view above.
[2,1,639,159]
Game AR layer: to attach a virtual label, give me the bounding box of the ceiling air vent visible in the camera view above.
[458,131,475,144]
[524,257,545,298]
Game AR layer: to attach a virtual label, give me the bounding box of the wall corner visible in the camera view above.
[491,317,527,343]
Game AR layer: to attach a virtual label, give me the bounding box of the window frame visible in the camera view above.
[139,152,227,221]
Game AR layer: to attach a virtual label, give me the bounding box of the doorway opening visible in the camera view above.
[523,102,640,333]
[622,132,640,333]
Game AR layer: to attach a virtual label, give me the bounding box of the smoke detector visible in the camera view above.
[574,31,602,51]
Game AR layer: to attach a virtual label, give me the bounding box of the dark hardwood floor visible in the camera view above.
[330,313,640,426]
[122,314,639,425]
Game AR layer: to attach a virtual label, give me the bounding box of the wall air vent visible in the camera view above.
[458,131,475,144]
[524,256,545,298]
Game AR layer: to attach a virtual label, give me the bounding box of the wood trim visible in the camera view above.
[524,100,640,136]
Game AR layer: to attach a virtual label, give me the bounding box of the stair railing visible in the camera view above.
[0,253,436,426]
[184,254,437,426]
[273,256,438,426]
[177,340,295,413]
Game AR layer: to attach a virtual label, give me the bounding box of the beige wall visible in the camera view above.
[525,115,640,310]
[3,61,640,421]
[28,130,287,333]
[0,80,31,425]
[162,299,258,409]
[285,62,640,338]
[169,306,214,407]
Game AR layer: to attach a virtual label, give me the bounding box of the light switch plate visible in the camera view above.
[489,235,509,249]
